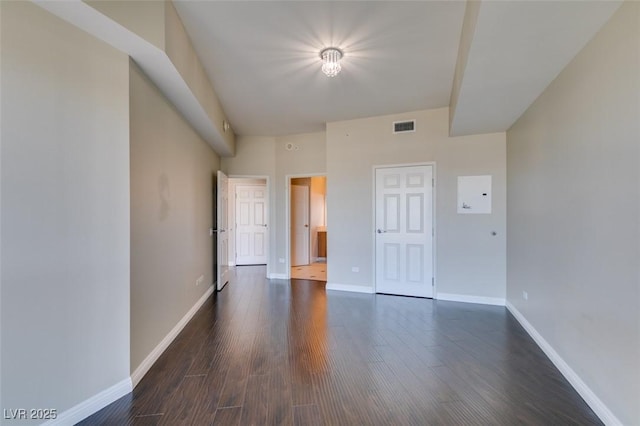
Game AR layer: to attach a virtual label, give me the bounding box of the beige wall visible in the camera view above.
[85,0,235,156]
[129,61,220,372]
[227,113,504,295]
[276,133,326,275]
[222,133,326,276]
[327,108,506,300]
[506,3,640,424]
[1,2,130,423]
[164,2,235,154]
[222,136,277,272]
[449,0,481,133]
[87,0,166,50]
[223,136,277,177]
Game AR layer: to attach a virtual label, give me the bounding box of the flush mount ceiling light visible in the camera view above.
[320,47,343,77]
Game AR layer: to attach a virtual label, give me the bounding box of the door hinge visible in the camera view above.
[432,277,434,286]
[432,178,434,187]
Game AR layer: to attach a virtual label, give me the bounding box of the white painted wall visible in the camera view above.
[129,61,220,373]
[1,2,130,422]
[327,108,506,301]
[506,3,639,424]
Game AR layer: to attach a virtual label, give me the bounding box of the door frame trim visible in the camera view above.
[285,173,327,279]
[229,175,271,278]
[372,162,437,297]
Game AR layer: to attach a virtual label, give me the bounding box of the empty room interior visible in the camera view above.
[1,1,638,425]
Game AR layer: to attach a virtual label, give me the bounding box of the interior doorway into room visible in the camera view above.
[288,175,327,282]
[228,177,270,276]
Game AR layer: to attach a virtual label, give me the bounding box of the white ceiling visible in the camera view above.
[450,0,622,136]
[173,1,466,136]
[173,1,620,138]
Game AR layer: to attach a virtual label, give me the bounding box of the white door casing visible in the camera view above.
[375,165,434,298]
[235,184,268,265]
[217,170,229,290]
[291,184,310,267]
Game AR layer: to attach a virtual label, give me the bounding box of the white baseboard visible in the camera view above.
[268,273,288,279]
[506,301,621,426]
[131,285,214,388]
[436,292,505,306]
[44,377,132,426]
[325,283,374,294]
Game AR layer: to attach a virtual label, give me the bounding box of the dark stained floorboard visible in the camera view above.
[79,266,601,425]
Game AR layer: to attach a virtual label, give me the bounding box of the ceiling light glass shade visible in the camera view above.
[320,47,343,77]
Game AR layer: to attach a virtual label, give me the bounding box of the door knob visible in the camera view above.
[377,229,387,233]
[305,224,309,227]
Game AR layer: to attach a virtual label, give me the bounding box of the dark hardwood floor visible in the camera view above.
[80,266,601,425]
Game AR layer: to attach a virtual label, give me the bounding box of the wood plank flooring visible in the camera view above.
[80,266,601,425]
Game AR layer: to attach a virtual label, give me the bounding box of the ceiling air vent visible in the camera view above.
[393,120,416,134]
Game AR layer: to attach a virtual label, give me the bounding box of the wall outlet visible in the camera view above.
[351,266,360,273]
[196,275,204,286]
[279,258,285,264]
[522,291,528,301]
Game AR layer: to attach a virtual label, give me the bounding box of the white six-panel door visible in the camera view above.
[235,184,268,265]
[375,165,433,298]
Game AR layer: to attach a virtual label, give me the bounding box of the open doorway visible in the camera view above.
[289,175,327,281]
[228,177,270,274]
